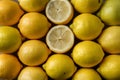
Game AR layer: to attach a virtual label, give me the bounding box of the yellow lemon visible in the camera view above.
[71,41,104,67]
[18,40,51,66]
[18,67,48,80]
[98,26,120,54]
[18,12,51,39]
[45,0,74,24]
[0,53,23,80]
[97,0,120,25]
[0,26,22,54]
[43,54,77,80]
[97,55,120,80]
[46,25,74,53]
[71,0,103,13]
[0,0,24,26]
[70,13,104,40]
[72,68,102,80]
[18,0,49,12]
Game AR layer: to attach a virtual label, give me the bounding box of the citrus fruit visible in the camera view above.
[98,26,120,54]
[71,0,103,13]
[70,13,104,40]
[97,55,120,80]
[18,67,48,80]
[72,68,102,80]
[46,25,74,53]
[18,12,51,39]
[71,41,104,67]
[18,40,51,66]
[0,53,23,80]
[45,0,74,24]
[43,54,77,80]
[18,0,49,12]
[0,26,22,54]
[97,0,120,25]
[0,0,24,26]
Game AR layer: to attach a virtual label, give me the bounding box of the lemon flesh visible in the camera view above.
[46,25,74,53]
[46,0,74,24]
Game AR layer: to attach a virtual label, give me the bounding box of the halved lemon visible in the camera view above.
[46,25,74,53]
[45,0,74,24]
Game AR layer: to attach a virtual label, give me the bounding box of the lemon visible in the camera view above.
[0,26,22,54]
[97,0,120,25]
[18,0,49,12]
[45,0,74,24]
[46,25,74,53]
[18,12,51,39]
[43,54,77,80]
[71,41,104,67]
[98,26,120,54]
[18,67,48,80]
[0,53,23,80]
[0,0,24,26]
[97,55,120,80]
[71,0,103,13]
[70,13,104,40]
[18,40,51,66]
[72,68,102,80]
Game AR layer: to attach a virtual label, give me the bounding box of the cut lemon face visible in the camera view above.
[46,25,74,53]
[45,0,74,24]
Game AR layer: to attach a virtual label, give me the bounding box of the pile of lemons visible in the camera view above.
[0,0,120,80]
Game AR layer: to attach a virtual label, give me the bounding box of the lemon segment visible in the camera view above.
[46,0,74,24]
[46,25,74,53]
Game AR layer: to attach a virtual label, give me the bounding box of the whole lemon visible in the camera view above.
[97,55,120,80]
[43,54,77,80]
[0,53,23,80]
[71,0,103,13]
[0,26,22,54]
[72,68,102,80]
[18,12,51,39]
[18,0,49,12]
[71,41,104,67]
[70,13,104,40]
[18,67,48,80]
[18,40,51,66]
[98,26,120,54]
[0,0,24,26]
[97,0,120,25]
